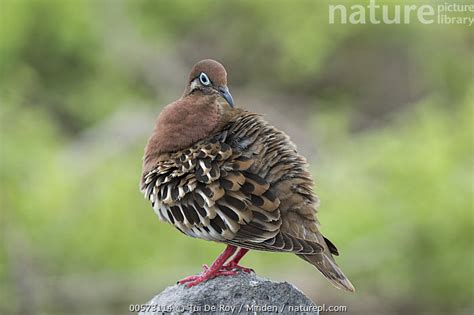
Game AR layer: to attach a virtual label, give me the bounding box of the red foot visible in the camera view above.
[223,262,253,273]
[223,248,252,273]
[178,268,237,287]
[177,246,252,288]
[202,263,253,273]
[177,274,201,284]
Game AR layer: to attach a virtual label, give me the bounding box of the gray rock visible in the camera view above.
[138,271,318,314]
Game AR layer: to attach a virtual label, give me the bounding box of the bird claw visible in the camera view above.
[177,274,202,284]
[202,263,252,273]
[178,269,238,288]
[178,246,252,288]
[221,263,253,273]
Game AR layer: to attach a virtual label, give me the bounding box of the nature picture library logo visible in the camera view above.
[329,0,474,26]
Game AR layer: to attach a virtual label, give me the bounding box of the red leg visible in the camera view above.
[230,248,249,265]
[222,248,253,273]
[201,248,252,273]
[178,245,237,287]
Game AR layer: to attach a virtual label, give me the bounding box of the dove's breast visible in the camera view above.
[141,111,322,254]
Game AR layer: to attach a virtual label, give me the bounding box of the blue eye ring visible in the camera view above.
[199,72,211,86]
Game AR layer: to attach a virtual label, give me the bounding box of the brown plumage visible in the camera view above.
[141,59,355,291]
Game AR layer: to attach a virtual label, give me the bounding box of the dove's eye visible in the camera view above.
[199,72,211,86]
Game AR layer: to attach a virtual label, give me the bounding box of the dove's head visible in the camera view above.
[143,59,236,165]
[184,59,234,107]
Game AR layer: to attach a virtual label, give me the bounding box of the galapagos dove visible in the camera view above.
[141,59,354,291]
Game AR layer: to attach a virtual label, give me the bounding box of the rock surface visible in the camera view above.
[139,271,318,314]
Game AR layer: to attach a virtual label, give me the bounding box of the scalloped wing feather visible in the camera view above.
[141,111,326,254]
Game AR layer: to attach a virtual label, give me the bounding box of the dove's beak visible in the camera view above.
[218,86,234,107]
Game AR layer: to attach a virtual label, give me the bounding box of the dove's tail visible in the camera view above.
[298,251,355,292]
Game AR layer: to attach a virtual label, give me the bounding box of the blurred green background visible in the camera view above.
[1,0,473,314]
